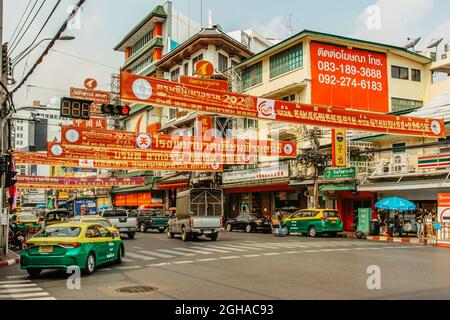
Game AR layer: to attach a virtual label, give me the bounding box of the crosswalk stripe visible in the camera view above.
[173,261,194,264]
[0,284,38,289]
[6,275,29,279]
[139,250,175,258]
[125,252,155,261]
[173,247,213,255]
[25,297,57,300]
[224,244,264,250]
[156,249,195,256]
[208,245,249,251]
[0,292,50,299]
[0,287,44,294]
[220,256,240,260]
[121,258,134,262]
[0,280,32,285]
[117,266,142,270]
[190,247,231,253]
[197,258,219,262]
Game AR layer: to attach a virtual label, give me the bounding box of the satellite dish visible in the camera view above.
[404,37,421,51]
[427,38,444,49]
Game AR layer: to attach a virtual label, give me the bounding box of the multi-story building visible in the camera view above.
[112,2,272,209]
[226,29,450,229]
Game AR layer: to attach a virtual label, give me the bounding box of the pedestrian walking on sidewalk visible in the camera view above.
[416,209,424,238]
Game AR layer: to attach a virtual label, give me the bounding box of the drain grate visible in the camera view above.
[116,286,158,293]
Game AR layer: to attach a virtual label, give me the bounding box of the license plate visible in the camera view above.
[39,246,53,253]
[204,230,212,234]
[264,222,269,224]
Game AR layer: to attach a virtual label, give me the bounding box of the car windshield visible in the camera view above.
[18,213,37,221]
[102,210,127,218]
[323,211,340,218]
[36,226,81,238]
[85,220,112,228]
[128,211,138,218]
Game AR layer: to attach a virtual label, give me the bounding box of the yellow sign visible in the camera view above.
[332,128,347,168]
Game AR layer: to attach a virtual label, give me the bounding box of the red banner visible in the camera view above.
[310,42,389,113]
[13,152,222,172]
[61,126,297,157]
[120,72,445,137]
[197,116,213,138]
[17,175,145,188]
[48,143,256,165]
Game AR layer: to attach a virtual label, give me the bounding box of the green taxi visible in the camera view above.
[20,222,124,277]
[282,209,343,237]
[10,211,41,232]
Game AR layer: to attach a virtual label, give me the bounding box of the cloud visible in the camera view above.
[427,20,450,53]
[353,0,434,47]
[253,15,290,41]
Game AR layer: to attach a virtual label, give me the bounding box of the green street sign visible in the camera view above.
[324,167,356,179]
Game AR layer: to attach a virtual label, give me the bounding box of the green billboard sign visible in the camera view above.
[324,167,356,179]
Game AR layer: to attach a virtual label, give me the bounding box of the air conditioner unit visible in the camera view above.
[442,53,448,59]
[376,159,391,175]
[391,154,408,174]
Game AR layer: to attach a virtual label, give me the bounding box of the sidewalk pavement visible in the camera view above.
[0,251,20,267]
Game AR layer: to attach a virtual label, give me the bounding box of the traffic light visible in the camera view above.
[101,104,130,116]
[5,155,17,188]
[2,44,8,78]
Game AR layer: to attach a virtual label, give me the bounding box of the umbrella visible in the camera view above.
[99,205,110,210]
[375,197,416,211]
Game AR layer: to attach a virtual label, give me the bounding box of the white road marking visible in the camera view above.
[139,250,175,258]
[125,252,155,260]
[98,268,112,271]
[173,260,194,264]
[243,254,261,258]
[147,263,171,267]
[173,247,213,255]
[208,245,249,251]
[196,258,219,262]
[133,246,143,249]
[121,258,134,262]
[284,251,300,254]
[25,297,57,300]
[302,250,322,253]
[0,283,38,289]
[117,266,142,270]
[6,275,28,279]
[263,252,281,256]
[318,249,337,252]
[0,287,44,294]
[220,256,240,260]
[226,244,264,250]
[156,249,195,256]
[190,247,231,253]
[0,292,50,299]
[0,280,32,285]
[335,248,351,251]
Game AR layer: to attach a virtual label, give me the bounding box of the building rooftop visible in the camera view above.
[237,29,432,68]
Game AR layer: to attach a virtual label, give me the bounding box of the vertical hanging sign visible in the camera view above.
[332,128,347,168]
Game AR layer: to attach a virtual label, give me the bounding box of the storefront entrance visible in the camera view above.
[337,191,375,231]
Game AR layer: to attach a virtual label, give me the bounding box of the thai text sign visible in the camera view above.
[222,164,289,184]
[438,193,450,223]
[70,87,110,105]
[13,152,222,172]
[180,76,228,91]
[324,167,356,179]
[120,72,444,137]
[310,42,389,113]
[48,143,255,165]
[61,126,296,157]
[16,176,145,189]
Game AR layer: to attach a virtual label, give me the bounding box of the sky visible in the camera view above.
[4,0,450,107]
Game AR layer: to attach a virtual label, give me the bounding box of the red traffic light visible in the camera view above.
[101,104,130,116]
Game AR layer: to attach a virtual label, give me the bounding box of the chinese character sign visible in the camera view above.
[332,128,347,168]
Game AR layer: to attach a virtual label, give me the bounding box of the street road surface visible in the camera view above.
[1,231,450,300]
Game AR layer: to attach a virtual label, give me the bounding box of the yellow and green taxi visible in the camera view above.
[282,209,343,237]
[70,216,120,237]
[10,211,41,231]
[20,222,124,277]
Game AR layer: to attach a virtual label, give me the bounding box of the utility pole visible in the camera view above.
[0,0,9,257]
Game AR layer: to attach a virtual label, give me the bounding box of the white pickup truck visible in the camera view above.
[167,189,223,241]
[99,209,137,239]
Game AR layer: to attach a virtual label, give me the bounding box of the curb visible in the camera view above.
[366,235,435,245]
[0,255,20,268]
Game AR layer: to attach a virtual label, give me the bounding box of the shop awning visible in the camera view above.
[319,183,356,191]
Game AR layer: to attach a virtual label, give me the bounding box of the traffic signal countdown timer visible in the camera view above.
[60,97,92,120]
[100,104,130,116]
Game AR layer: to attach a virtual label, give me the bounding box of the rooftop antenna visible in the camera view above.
[427,38,444,54]
[208,10,213,28]
[286,14,294,37]
[404,37,421,52]
[200,0,203,27]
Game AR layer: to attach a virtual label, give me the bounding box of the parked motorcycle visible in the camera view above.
[8,224,25,250]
